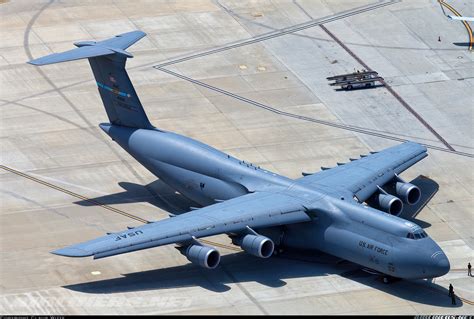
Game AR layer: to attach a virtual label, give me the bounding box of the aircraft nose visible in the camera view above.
[435,256,450,275]
[430,251,450,277]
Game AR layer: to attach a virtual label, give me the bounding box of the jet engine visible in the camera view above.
[377,193,403,216]
[181,244,220,269]
[395,182,421,205]
[232,234,274,258]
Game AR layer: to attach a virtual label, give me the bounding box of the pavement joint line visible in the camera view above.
[220,263,269,314]
[439,0,473,51]
[1,169,472,304]
[0,164,241,252]
[0,0,404,112]
[0,165,148,224]
[3,1,473,313]
[22,0,166,208]
[155,67,474,159]
[153,0,398,69]
[0,1,397,127]
[293,1,455,150]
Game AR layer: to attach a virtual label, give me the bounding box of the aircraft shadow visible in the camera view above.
[410,218,431,228]
[64,249,461,308]
[452,42,470,47]
[398,175,438,229]
[74,180,200,215]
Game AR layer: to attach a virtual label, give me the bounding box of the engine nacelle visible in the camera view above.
[377,193,403,216]
[233,234,274,258]
[395,182,421,205]
[183,244,220,269]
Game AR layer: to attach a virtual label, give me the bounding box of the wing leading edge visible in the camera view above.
[53,191,311,259]
[296,141,428,202]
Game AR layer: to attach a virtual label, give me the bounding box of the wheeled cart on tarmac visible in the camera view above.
[327,70,384,90]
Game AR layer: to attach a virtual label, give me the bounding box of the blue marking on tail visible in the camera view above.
[28,31,154,129]
[96,82,131,98]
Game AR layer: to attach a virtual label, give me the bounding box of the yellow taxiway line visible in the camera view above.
[0,164,241,251]
[439,0,473,51]
[1,164,473,305]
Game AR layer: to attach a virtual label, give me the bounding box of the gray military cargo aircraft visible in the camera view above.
[29,31,450,281]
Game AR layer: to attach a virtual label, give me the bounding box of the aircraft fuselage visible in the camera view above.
[100,124,449,280]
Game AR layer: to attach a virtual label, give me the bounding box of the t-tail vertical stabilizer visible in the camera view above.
[28,31,154,129]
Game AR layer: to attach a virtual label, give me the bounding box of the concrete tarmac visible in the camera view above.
[1,0,473,314]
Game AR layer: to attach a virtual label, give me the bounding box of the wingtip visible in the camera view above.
[403,140,426,150]
[27,59,42,66]
[27,56,55,66]
[51,247,92,257]
[116,30,147,38]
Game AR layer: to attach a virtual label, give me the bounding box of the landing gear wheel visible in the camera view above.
[382,275,400,284]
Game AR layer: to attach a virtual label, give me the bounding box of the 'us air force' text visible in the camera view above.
[359,240,389,255]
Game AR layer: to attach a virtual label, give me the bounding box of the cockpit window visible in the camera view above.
[407,230,428,240]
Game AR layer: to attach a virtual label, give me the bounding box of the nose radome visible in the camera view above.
[431,253,450,277]
[436,257,450,276]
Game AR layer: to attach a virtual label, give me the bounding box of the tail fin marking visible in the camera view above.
[28,31,154,130]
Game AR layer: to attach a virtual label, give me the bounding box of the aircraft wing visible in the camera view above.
[53,191,311,259]
[296,141,427,202]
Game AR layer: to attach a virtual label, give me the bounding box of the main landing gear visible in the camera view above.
[382,275,401,284]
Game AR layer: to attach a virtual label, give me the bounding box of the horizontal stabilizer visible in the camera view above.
[28,46,114,65]
[27,30,154,129]
[28,31,146,66]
